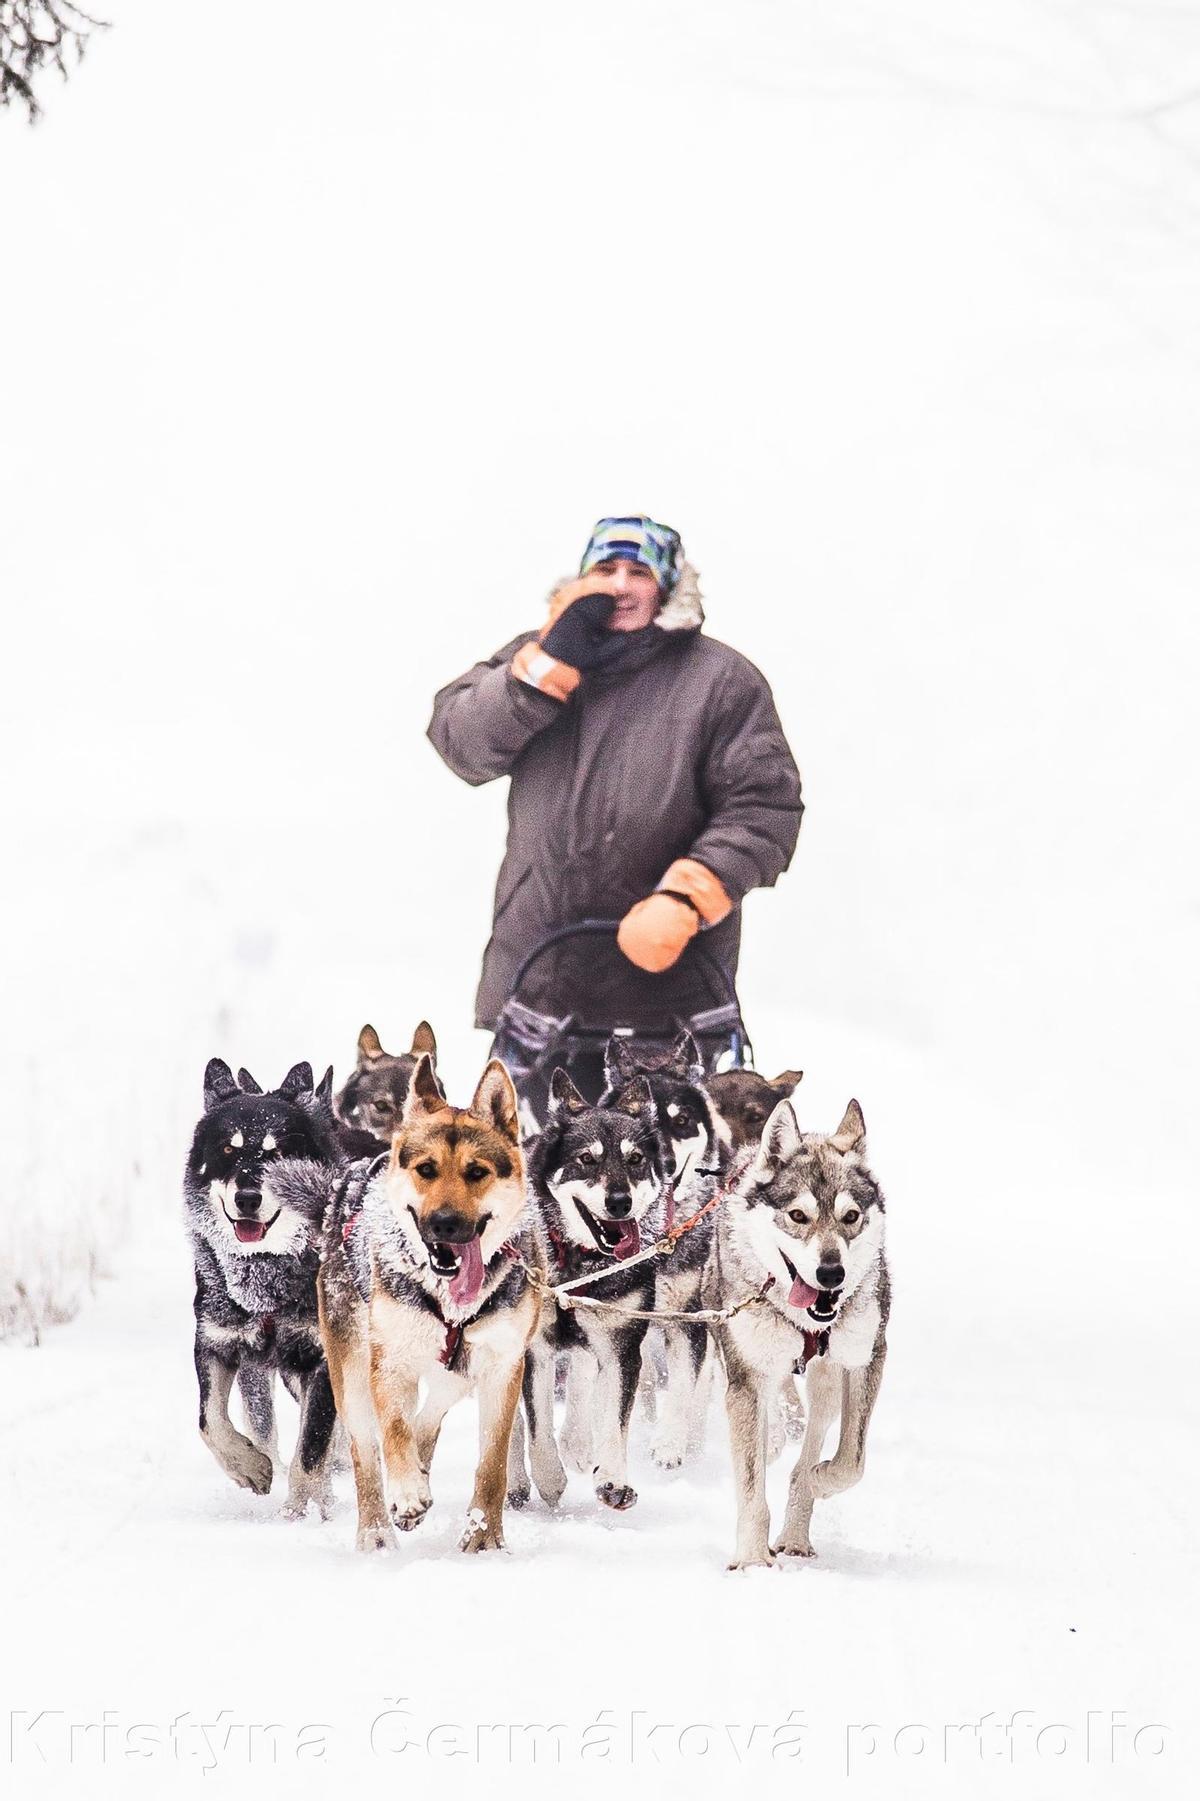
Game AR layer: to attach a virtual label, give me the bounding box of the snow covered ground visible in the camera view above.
[2,1,1198,1796]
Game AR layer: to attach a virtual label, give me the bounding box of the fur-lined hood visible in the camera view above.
[655,560,704,632]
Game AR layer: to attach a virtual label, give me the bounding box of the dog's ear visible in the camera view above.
[829,1099,866,1155]
[236,1067,263,1095]
[548,1068,588,1116]
[410,1020,437,1061]
[471,1059,521,1146]
[314,1065,335,1108]
[402,1052,443,1120]
[757,1098,802,1170]
[357,1024,385,1064]
[278,1062,314,1098]
[604,1032,637,1083]
[203,1058,239,1112]
[613,1074,657,1124]
[770,1069,804,1097]
[669,1030,704,1082]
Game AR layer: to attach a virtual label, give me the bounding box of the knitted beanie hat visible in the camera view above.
[579,515,682,593]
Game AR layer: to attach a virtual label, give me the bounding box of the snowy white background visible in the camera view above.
[2,0,1198,1795]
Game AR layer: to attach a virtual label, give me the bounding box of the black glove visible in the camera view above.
[541,592,630,672]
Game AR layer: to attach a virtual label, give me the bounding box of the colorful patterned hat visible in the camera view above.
[579,515,682,592]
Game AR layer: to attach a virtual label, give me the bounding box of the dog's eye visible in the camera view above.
[577,1151,596,1167]
[627,1150,644,1166]
[789,1208,810,1225]
[464,1163,489,1184]
[675,1112,691,1131]
[415,1160,438,1180]
[746,1109,765,1124]
[842,1208,860,1226]
[222,1144,236,1157]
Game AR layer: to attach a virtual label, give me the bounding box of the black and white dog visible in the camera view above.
[513,1070,673,1513]
[183,1058,342,1517]
[601,1031,729,1189]
[601,1031,731,1469]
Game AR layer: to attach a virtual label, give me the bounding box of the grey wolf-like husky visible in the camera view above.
[703,1097,889,1569]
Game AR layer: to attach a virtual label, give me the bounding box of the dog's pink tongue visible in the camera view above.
[234,1220,266,1244]
[788,1276,820,1310]
[449,1235,485,1307]
[614,1220,641,1261]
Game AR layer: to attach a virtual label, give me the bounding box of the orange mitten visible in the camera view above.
[617,893,700,973]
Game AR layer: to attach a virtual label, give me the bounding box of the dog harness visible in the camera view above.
[423,1241,524,1371]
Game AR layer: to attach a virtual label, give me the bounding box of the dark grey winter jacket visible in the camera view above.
[426,567,803,1029]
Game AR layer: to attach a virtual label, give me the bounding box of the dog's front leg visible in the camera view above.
[774,1354,841,1556]
[460,1354,525,1552]
[812,1344,887,1499]
[506,1392,530,1507]
[320,1278,393,1552]
[236,1358,282,1473]
[414,1365,465,1473]
[720,1342,773,1569]
[560,1345,596,1473]
[282,1364,338,1522]
[650,1319,708,1471]
[195,1337,273,1495]
[592,1325,644,1511]
[522,1340,566,1507]
[370,1341,428,1533]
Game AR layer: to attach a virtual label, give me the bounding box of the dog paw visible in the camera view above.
[355,1524,393,1554]
[812,1459,857,1499]
[561,1438,593,1475]
[532,1465,567,1508]
[772,1538,816,1558]
[459,1508,505,1553]
[506,1482,531,1510]
[596,1481,637,1512]
[727,1552,777,1572]
[390,1494,432,1532]
[224,1440,274,1496]
[649,1429,687,1472]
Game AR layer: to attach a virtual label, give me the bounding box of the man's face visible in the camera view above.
[590,558,662,631]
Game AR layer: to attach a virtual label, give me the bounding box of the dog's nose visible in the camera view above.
[426,1206,475,1242]
[236,1188,262,1215]
[607,1191,632,1218]
[816,1262,844,1289]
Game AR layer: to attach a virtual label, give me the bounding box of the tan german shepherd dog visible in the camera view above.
[318,1052,541,1553]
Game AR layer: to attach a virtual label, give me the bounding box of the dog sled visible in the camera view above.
[489,918,753,1119]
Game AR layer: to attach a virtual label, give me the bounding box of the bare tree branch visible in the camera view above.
[0,2,108,121]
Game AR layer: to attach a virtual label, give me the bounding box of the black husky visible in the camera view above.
[183,1058,341,1516]
[513,1070,673,1513]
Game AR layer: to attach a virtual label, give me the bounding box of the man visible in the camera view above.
[427,515,803,1104]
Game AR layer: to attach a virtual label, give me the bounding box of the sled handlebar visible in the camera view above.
[507,917,740,1013]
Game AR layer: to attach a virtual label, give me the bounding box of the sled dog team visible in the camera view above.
[183,1024,889,1569]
